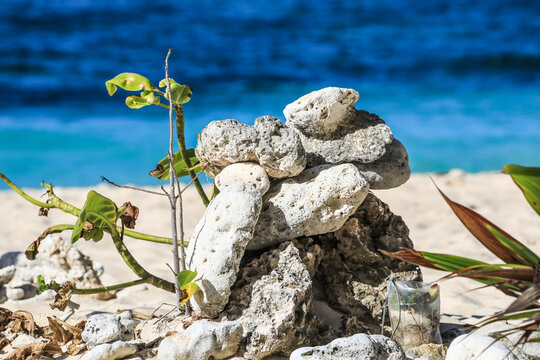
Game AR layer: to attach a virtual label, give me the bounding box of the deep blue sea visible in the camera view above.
[1,0,539,188]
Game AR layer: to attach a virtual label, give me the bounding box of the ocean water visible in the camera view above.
[1,0,539,188]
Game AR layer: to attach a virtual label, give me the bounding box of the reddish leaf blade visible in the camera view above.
[380,249,438,269]
[434,182,537,266]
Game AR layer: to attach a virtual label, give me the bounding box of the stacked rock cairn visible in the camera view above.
[161,87,421,359]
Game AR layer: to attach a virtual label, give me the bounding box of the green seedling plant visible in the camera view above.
[177,270,199,307]
[0,51,207,311]
[384,164,540,346]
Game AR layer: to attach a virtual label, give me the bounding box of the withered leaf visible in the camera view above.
[38,207,49,217]
[43,317,70,345]
[120,202,139,229]
[6,342,62,360]
[67,342,86,356]
[0,307,13,331]
[0,338,11,351]
[10,311,36,335]
[149,164,165,178]
[25,232,48,260]
[50,281,76,311]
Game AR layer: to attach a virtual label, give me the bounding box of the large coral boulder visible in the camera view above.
[283,87,410,189]
[187,184,262,318]
[248,163,369,250]
[221,193,419,359]
[196,116,306,178]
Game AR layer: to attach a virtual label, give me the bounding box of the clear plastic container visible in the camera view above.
[387,280,442,350]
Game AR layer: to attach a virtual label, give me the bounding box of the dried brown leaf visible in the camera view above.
[6,342,62,360]
[0,338,11,351]
[505,286,540,314]
[38,207,49,217]
[50,281,76,311]
[120,202,139,229]
[67,342,86,356]
[10,311,36,335]
[43,317,71,345]
[0,308,13,331]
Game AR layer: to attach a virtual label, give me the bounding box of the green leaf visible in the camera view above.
[71,191,117,244]
[140,90,161,105]
[159,78,177,88]
[149,149,201,180]
[106,73,156,96]
[37,275,48,293]
[488,225,540,266]
[125,95,151,109]
[165,83,192,104]
[497,309,540,321]
[177,269,198,289]
[502,164,540,216]
[422,251,487,272]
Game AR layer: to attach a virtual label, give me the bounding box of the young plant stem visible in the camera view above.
[89,211,175,292]
[48,278,150,295]
[0,172,177,245]
[165,48,183,311]
[175,107,210,206]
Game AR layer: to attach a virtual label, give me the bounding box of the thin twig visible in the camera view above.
[101,176,165,196]
[165,48,183,311]
[180,164,209,194]
[166,262,177,276]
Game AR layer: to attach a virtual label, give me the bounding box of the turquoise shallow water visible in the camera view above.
[1,0,539,188]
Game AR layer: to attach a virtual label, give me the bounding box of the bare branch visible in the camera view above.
[180,163,209,194]
[165,48,183,311]
[101,176,166,196]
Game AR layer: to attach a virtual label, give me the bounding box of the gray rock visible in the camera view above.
[405,343,447,360]
[5,283,38,301]
[311,193,421,334]
[187,184,263,318]
[248,163,369,250]
[284,88,393,165]
[157,320,243,360]
[215,162,270,196]
[353,139,410,189]
[446,334,520,360]
[82,311,139,346]
[196,117,306,178]
[283,87,360,138]
[230,243,327,360]
[0,285,5,303]
[0,235,104,304]
[290,333,406,360]
[220,193,419,359]
[253,116,307,178]
[81,341,137,360]
[0,265,15,284]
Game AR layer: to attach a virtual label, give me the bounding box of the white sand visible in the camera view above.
[0,171,538,323]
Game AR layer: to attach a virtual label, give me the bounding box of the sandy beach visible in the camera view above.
[1,171,538,324]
